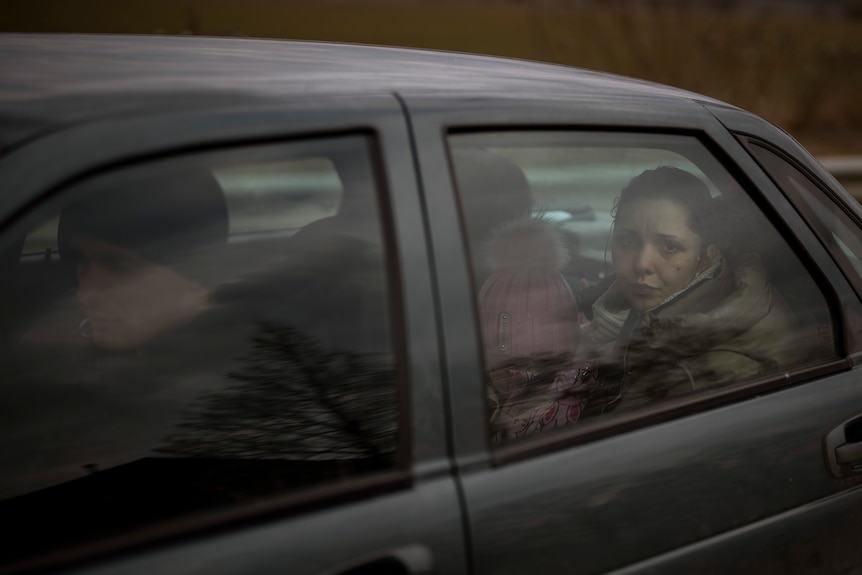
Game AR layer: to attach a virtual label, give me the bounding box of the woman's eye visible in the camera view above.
[616,235,637,247]
[663,242,680,254]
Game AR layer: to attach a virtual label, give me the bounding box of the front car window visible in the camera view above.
[449,131,836,446]
[0,134,403,566]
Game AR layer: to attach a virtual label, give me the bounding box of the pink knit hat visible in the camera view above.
[478,218,580,365]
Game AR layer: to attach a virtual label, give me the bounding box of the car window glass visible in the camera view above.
[216,157,342,235]
[449,131,836,446]
[744,141,862,284]
[0,134,402,566]
[21,159,343,256]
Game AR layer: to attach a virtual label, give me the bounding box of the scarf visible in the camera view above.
[587,252,723,347]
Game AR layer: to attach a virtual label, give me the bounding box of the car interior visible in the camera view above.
[0,140,402,565]
[449,140,838,431]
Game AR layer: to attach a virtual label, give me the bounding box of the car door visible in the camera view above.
[0,96,466,575]
[403,92,862,574]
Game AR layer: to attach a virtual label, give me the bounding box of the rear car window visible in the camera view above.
[448,131,837,446]
[0,134,404,567]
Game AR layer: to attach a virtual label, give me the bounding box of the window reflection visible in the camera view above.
[0,136,399,565]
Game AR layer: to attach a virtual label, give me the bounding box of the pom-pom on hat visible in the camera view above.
[478,217,580,365]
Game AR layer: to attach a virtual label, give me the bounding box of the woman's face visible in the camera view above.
[611,198,708,312]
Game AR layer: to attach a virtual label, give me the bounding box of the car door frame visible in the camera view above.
[401,90,862,574]
[0,94,467,575]
[708,103,862,356]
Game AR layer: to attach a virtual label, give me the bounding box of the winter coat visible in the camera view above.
[487,359,595,442]
[585,252,805,412]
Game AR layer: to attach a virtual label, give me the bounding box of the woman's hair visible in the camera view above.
[612,166,716,247]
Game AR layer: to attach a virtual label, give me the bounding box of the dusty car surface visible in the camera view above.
[2,33,862,575]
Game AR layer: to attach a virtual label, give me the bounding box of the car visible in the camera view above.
[1,33,862,575]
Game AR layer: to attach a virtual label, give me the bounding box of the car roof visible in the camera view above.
[0,34,729,152]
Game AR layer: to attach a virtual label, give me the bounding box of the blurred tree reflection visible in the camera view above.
[159,321,397,461]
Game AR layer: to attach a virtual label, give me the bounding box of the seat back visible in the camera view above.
[451,149,533,282]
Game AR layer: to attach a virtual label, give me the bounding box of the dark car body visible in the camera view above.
[2,34,862,575]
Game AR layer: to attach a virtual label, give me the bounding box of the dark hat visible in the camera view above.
[58,166,228,282]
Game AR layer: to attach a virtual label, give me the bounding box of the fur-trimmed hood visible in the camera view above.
[588,252,803,410]
[640,253,774,356]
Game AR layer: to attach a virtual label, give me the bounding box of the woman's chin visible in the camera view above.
[626,293,662,313]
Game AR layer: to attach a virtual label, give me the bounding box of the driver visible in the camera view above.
[58,168,228,353]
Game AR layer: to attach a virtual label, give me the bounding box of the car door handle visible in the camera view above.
[323,544,433,575]
[824,415,862,477]
[836,441,862,465]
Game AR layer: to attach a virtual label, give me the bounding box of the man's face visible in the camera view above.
[72,236,210,351]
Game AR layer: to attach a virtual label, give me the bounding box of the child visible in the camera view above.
[478,217,596,443]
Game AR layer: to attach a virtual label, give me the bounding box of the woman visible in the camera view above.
[584,166,803,413]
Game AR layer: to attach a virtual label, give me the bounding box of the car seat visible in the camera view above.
[451,148,533,284]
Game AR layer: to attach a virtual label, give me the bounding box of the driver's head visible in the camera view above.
[58,169,228,352]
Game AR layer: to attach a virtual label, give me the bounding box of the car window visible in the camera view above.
[20,158,343,258]
[743,140,862,288]
[0,134,403,566]
[448,131,837,446]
